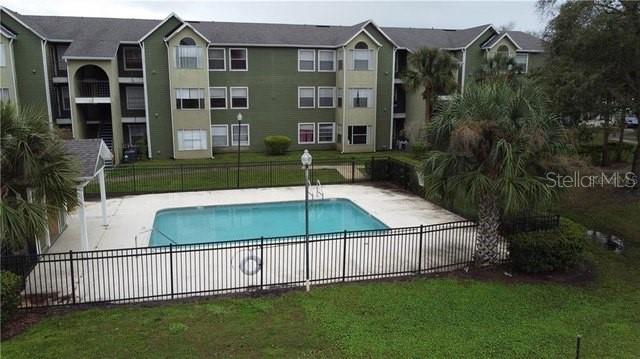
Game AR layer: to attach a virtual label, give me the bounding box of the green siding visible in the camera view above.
[463,29,495,88]
[210,47,336,153]
[0,12,48,113]
[143,17,181,159]
[365,24,394,151]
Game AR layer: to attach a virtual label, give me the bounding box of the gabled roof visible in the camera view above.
[482,31,544,52]
[165,22,210,44]
[0,25,15,39]
[381,24,494,51]
[63,139,113,180]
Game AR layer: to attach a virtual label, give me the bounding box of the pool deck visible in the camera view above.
[49,184,464,252]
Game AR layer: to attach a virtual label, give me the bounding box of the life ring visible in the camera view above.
[238,252,262,275]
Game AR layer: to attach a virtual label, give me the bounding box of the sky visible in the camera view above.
[1,1,547,33]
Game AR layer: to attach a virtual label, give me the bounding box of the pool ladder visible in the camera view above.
[307,179,324,200]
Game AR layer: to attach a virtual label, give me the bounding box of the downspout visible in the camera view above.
[41,40,53,128]
[341,45,347,154]
[9,38,19,107]
[389,47,397,150]
[372,46,379,152]
[460,48,467,95]
[140,42,153,159]
[165,40,176,159]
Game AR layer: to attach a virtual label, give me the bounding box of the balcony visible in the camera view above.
[75,80,111,104]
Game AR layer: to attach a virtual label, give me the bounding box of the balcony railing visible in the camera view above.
[77,80,110,97]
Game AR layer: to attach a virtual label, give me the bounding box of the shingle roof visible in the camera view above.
[63,139,112,179]
[381,24,491,51]
[481,31,544,52]
[190,20,367,46]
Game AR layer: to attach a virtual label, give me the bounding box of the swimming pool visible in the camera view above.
[149,198,388,246]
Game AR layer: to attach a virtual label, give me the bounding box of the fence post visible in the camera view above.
[351,158,355,183]
[260,237,264,290]
[132,164,137,193]
[575,335,581,359]
[269,162,273,187]
[342,230,347,282]
[69,250,76,304]
[226,167,229,188]
[180,165,185,192]
[417,225,423,273]
[370,156,375,181]
[169,244,174,299]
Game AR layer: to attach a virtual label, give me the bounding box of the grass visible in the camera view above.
[125,150,421,167]
[2,187,639,358]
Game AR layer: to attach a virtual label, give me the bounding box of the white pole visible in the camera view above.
[77,186,89,251]
[98,169,108,226]
[305,164,310,292]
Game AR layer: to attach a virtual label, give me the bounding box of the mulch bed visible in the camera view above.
[1,310,50,341]
[448,263,596,286]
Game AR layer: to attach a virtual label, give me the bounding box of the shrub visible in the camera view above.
[411,143,427,159]
[1,271,22,322]
[264,135,292,155]
[508,218,586,273]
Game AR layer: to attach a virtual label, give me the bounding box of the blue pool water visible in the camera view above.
[149,199,388,246]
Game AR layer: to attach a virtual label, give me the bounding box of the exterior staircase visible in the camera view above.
[98,122,114,167]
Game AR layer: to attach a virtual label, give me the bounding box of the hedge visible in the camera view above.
[264,135,292,155]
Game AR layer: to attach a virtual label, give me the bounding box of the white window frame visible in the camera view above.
[515,53,529,73]
[229,86,249,109]
[231,124,250,146]
[298,86,316,109]
[209,86,227,109]
[177,129,208,151]
[349,88,374,108]
[229,48,248,71]
[298,122,316,144]
[211,124,229,147]
[352,49,373,71]
[348,125,369,145]
[175,45,204,69]
[0,88,10,102]
[122,47,142,71]
[317,87,336,108]
[125,86,145,110]
[208,47,226,71]
[297,49,316,72]
[175,88,205,110]
[317,122,336,144]
[317,50,336,72]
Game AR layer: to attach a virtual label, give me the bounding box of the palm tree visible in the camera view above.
[474,53,523,84]
[403,47,459,126]
[0,102,79,252]
[423,80,565,266]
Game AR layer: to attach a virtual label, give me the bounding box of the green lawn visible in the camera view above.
[3,187,638,358]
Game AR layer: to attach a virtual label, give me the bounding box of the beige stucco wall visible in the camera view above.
[67,59,124,163]
[167,27,211,159]
[339,32,379,153]
[0,34,18,104]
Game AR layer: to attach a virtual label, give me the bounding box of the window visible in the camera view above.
[0,88,10,102]
[211,125,229,147]
[337,50,343,70]
[348,125,368,145]
[54,45,68,73]
[515,53,529,73]
[230,87,249,109]
[298,123,315,144]
[298,49,315,71]
[318,87,335,108]
[349,88,373,108]
[128,124,146,146]
[0,44,5,67]
[209,87,227,109]
[496,45,510,57]
[175,88,205,109]
[318,50,336,71]
[176,37,203,69]
[337,88,343,107]
[298,87,315,108]
[208,48,226,70]
[352,42,373,70]
[57,86,70,112]
[317,123,335,143]
[125,86,145,110]
[229,48,247,70]
[177,129,208,151]
[123,47,142,71]
[231,124,250,146]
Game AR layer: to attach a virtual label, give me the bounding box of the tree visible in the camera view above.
[423,80,564,266]
[0,103,79,252]
[474,53,523,85]
[402,48,459,127]
[536,0,640,169]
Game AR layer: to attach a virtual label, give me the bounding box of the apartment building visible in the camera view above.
[0,8,544,164]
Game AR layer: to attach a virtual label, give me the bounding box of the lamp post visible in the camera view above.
[300,149,312,292]
[236,113,242,188]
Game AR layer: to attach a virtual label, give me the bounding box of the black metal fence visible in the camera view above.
[2,220,505,309]
[85,158,373,197]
